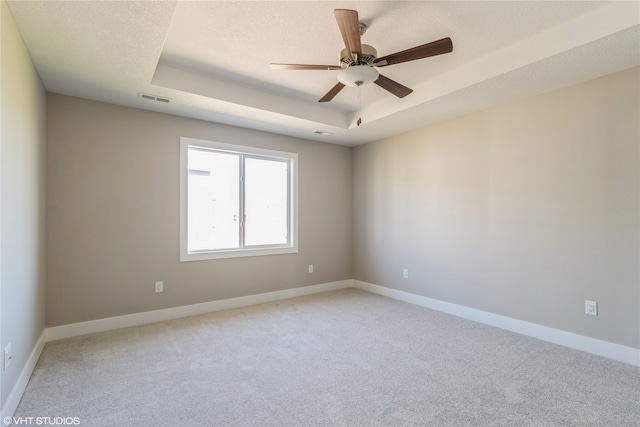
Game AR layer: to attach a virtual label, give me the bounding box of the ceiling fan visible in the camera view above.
[270,9,453,103]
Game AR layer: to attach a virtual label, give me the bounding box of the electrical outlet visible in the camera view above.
[585,300,597,316]
[308,264,314,273]
[4,343,12,371]
[403,269,409,279]
[155,281,164,293]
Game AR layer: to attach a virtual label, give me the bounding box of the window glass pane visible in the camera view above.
[181,137,297,261]
[187,149,240,251]
[244,157,288,246]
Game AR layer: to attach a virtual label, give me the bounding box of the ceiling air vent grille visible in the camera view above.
[138,92,172,104]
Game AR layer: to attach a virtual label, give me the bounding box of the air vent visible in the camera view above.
[313,131,333,136]
[138,92,172,104]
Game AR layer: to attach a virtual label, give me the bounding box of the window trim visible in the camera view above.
[180,137,298,262]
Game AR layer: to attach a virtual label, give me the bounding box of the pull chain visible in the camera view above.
[357,85,362,126]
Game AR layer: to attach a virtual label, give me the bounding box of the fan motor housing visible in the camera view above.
[340,44,377,68]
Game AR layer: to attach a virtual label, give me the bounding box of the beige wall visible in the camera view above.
[1,0,47,410]
[46,94,353,327]
[354,67,640,349]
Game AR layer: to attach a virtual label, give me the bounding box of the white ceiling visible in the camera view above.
[7,1,640,146]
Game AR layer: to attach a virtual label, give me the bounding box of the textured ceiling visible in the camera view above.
[7,1,640,146]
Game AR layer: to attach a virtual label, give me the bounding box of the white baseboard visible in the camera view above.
[353,280,640,367]
[3,278,638,420]
[1,330,46,420]
[46,280,353,342]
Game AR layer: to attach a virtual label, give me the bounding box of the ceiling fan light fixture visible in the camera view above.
[270,9,452,102]
[337,65,379,87]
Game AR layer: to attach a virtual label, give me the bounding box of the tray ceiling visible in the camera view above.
[7,1,640,146]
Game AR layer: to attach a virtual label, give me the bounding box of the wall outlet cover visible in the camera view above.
[585,300,597,316]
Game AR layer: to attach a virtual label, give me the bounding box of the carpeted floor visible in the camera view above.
[13,288,640,426]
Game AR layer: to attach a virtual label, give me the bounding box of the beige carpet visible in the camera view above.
[14,289,640,426]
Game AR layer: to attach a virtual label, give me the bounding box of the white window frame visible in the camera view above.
[180,137,298,261]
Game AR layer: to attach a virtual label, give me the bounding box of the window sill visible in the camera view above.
[180,246,298,262]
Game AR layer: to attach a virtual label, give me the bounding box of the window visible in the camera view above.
[180,137,298,261]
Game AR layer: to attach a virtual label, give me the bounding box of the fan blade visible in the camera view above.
[270,63,341,71]
[374,37,453,67]
[318,82,346,103]
[334,9,361,57]
[374,75,413,98]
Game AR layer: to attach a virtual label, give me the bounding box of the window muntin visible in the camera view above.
[180,137,297,261]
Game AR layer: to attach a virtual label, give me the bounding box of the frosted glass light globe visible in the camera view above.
[337,65,379,87]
